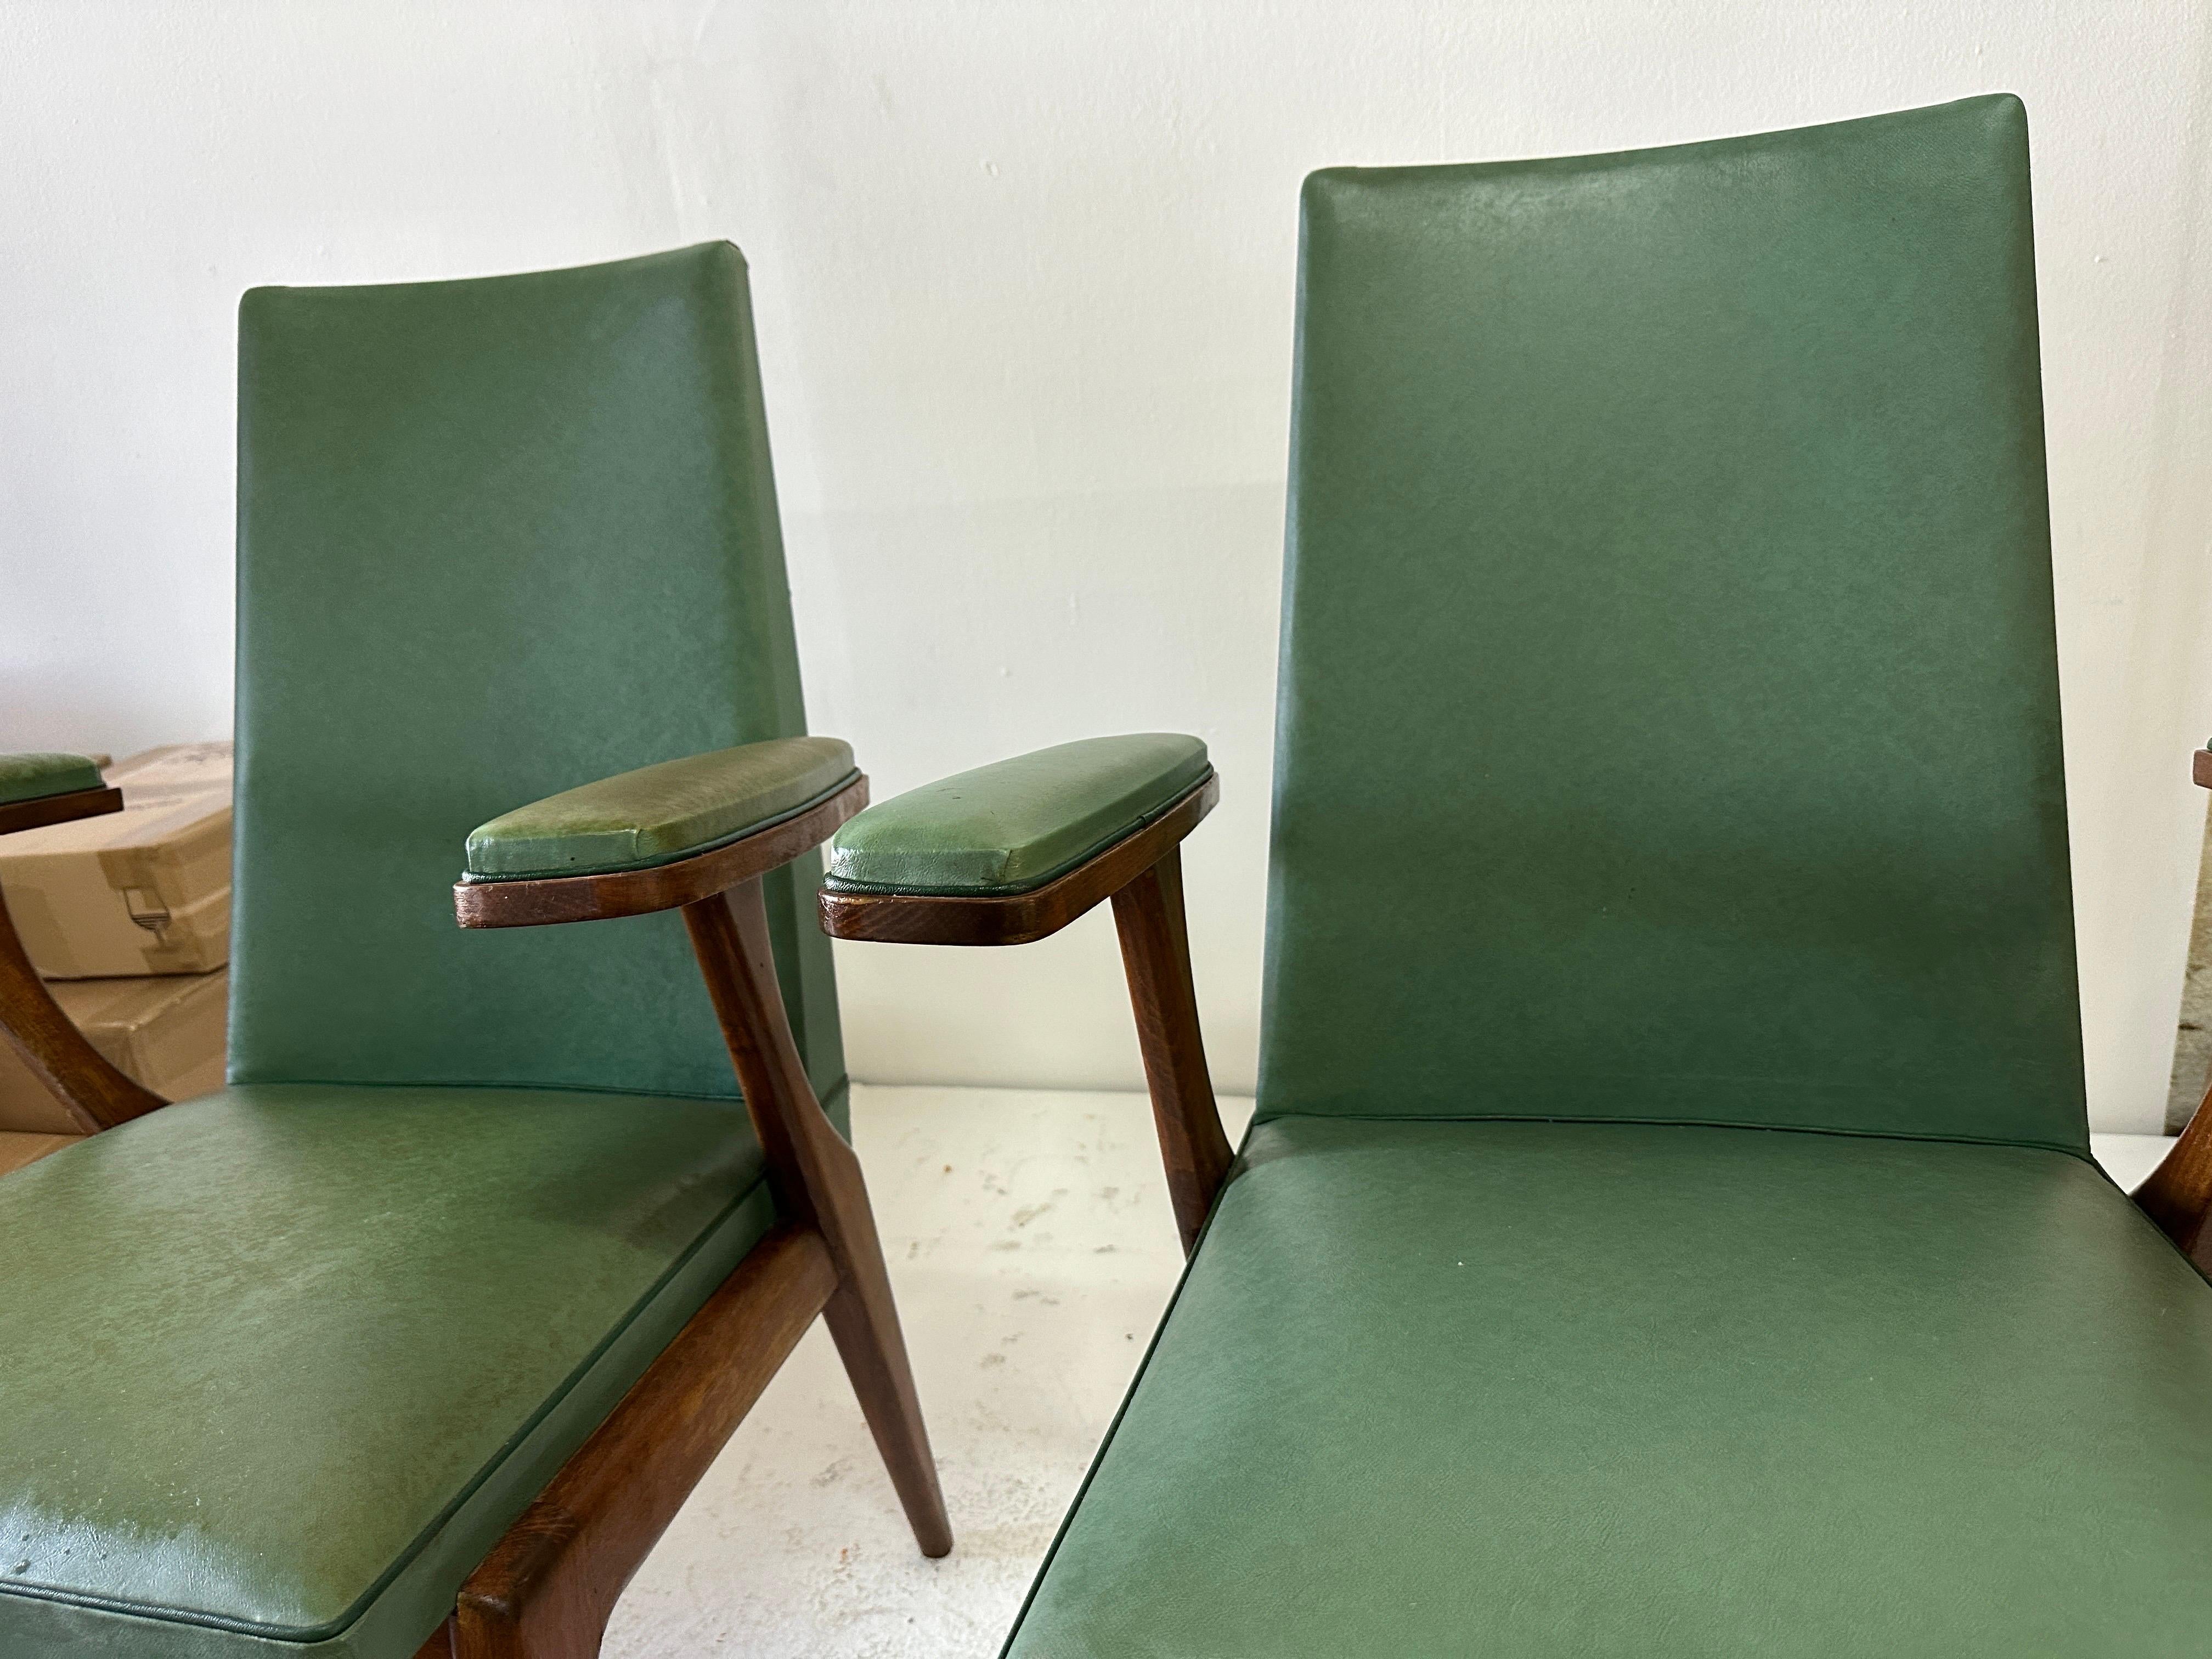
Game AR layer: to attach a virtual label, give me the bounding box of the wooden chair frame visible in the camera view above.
[0,774,950,1659]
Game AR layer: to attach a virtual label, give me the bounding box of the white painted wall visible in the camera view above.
[5,2,2210,1130]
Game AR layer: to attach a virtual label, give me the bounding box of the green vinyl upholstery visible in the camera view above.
[464,735,859,881]
[1013,98,2187,1658]
[0,1088,775,1657]
[1262,95,2083,1151]
[231,242,844,1108]
[1006,1118,2212,1658]
[0,752,103,806]
[825,734,1210,895]
[0,244,849,1657]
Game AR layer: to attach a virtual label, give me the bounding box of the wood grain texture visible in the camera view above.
[452,1226,839,1659]
[454,777,867,928]
[0,892,165,1132]
[2138,743,2212,1265]
[0,784,122,837]
[1111,847,1234,1254]
[684,880,952,1558]
[817,772,1218,946]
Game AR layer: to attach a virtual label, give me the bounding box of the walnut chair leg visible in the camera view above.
[1110,845,1234,1255]
[820,1260,950,1557]
[682,881,953,1558]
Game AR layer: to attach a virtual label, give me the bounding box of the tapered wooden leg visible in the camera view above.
[1110,846,1234,1255]
[683,882,953,1558]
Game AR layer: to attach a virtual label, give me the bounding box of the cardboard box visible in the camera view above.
[0,967,228,1133]
[0,743,231,978]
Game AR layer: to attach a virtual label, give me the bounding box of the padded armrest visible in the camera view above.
[824,734,1210,896]
[0,753,104,808]
[463,736,859,881]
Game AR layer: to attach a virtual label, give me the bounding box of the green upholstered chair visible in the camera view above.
[0,244,948,1659]
[824,97,2212,1655]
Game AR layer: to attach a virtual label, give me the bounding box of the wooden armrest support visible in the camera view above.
[430,771,950,1655]
[1108,841,1237,1251]
[0,902,167,1132]
[818,772,1217,946]
[2136,744,2212,1271]
[820,771,1230,1254]
[0,783,123,837]
[0,783,163,1132]
[454,775,868,928]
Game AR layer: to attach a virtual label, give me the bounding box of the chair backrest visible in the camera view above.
[231,243,847,1114]
[1259,97,2086,1153]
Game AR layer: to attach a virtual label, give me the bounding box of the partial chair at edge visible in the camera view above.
[0,244,946,1659]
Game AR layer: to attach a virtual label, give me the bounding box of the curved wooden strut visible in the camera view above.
[0,783,164,1131]
[820,770,1233,1255]
[2135,744,2212,1274]
[430,770,949,1658]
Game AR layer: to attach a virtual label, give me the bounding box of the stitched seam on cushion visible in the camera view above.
[208,1078,854,1119]
[460,768,860,882]
[994,1114,1259,1657]
[1245,1108,2098,1165]
[218,1074,747,1104]
[0,1163,780,1641]
[822,768,1214,899]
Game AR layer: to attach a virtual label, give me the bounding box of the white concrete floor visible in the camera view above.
[601,1087,2173,1658]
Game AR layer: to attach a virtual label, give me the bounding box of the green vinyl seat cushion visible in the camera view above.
[1007,1115,2212,1658]
[462,735,859,881]
[0,1084,777,1658]
[824,733,1210,896]
[0,753,103,807]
